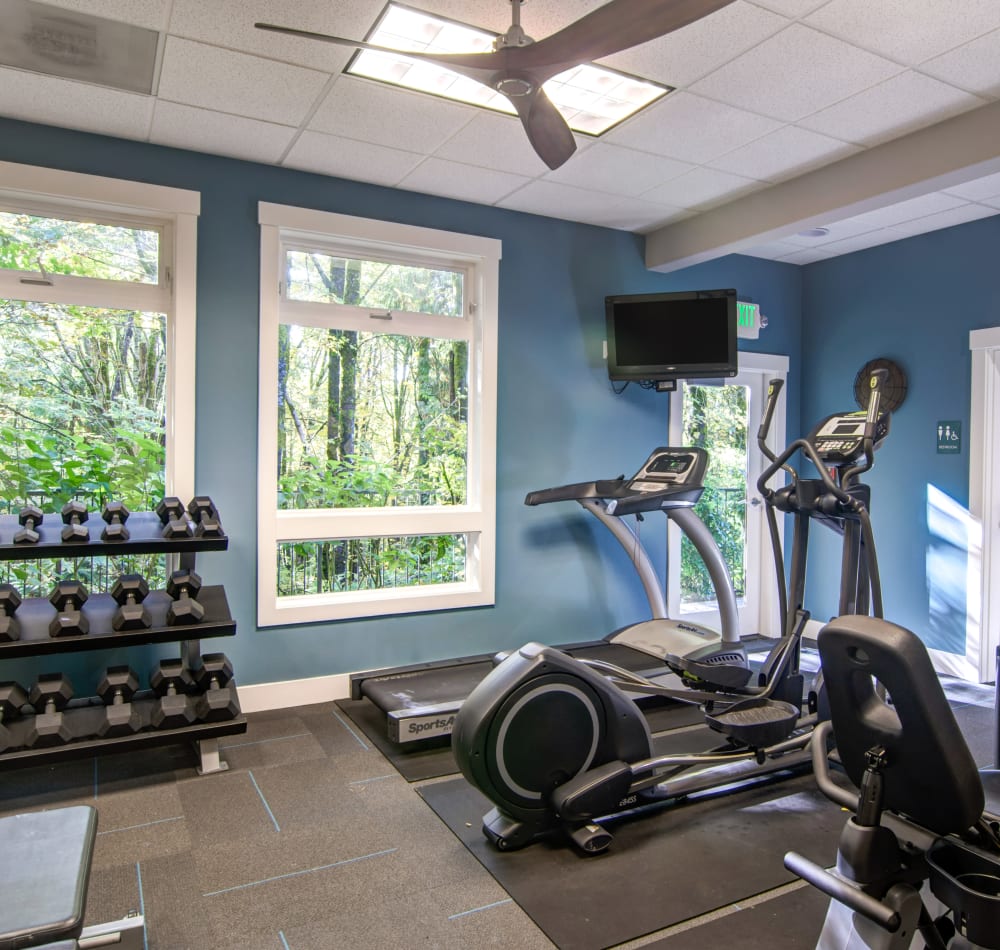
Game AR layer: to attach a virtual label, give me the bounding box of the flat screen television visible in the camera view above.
[605,288,738,388]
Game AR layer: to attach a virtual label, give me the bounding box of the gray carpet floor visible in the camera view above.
[0,674,994,950]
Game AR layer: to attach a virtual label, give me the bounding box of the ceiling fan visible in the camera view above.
[256,0,735,170]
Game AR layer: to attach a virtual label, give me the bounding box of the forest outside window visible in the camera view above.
[257,203,500,625]
[0,161,199,593]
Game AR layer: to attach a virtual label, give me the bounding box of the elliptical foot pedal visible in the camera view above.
[568,823,613,854]
[705,697,800,747]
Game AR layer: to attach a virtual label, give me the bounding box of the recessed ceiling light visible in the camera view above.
[345,3,671,136]
[797,227,831,238]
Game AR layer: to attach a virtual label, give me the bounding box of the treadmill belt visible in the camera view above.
[419,772,845,950]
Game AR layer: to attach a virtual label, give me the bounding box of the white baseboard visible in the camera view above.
[237,673,351,714]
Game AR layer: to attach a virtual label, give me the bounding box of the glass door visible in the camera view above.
[668,358,787,639]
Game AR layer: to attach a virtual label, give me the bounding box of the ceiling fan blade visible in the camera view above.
[254,21,506,76]
[507,87,577,170]
[513,0,737,74]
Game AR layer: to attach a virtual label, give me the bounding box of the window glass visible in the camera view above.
[0,210,160,283]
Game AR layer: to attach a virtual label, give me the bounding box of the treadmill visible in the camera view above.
[351,446,743,744]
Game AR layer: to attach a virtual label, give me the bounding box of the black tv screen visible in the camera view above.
[605,288,738,383]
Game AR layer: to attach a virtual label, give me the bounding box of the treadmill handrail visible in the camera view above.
[525,478,627,506]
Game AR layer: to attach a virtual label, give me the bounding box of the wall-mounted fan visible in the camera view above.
[854,358,908,413]
[256,0,736,170]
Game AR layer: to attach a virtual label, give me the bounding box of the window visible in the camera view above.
[257,203,500,625]
[0,160,199,592]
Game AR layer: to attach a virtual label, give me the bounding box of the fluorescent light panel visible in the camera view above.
[346,3,670,136]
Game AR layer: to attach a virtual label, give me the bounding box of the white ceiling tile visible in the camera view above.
[888,202,999,235]
[150,101,296,163]
[807,228,911,255]
[167,0,380,73]
[739,239,806,260]
[310,77,475,153]
[283,129,423,186]
[157,36,330,125]
[39,0,168,30]
[542,142,692,197]
[497,180,682,232]
[982,196,1000,210]
[0,65,153,139]
[805,0,1000,66]
[943,170,1000,201]
[783,216,889,245]
[776,246,838,264]
[397,157,529,204]
[797,72,984,147]
[642,166,763,209]
[604,92,782,164]
[601,1,789,88]
[709,125,860,182]
[839,191,970,230]
[690,24,901,122]
[748,0,829,17]
[920,28,1000,99]
[432,112,560,177]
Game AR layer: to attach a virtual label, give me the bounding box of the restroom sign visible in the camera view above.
[936,420,962,454]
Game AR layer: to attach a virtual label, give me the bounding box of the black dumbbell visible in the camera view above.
[111,574,151,631]
[156,496,192,539]
[48,580,89,637]
[101,501,131,542]
[187,496,223,538]
[60,500,90,542]
[166,570,205,625]
[0,584,21,642]
[194,654,239,722]
[0,681,27,752]
[26,673,74,747]
[150,660,196,729]
[13,505,43,544]
[96,666,142,737]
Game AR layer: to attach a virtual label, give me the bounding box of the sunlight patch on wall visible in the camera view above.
[926,484,981,680]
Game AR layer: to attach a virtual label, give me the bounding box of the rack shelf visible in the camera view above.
[0,586,235,658]
[0,503,241,774]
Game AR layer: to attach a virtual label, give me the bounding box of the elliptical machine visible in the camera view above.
[451,370,891,854]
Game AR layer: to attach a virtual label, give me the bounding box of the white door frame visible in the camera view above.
[667,351,789,640]
[967,327,1000,681]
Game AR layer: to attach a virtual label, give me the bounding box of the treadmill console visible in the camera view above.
[809,411,890,466]
[628,447,707,493]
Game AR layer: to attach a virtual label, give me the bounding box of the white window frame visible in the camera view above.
[257,202,500,626]
[0,160,200,499]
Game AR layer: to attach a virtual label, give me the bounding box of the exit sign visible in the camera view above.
[737,301,762,339]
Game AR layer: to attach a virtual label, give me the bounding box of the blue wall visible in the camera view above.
[0,117,802,689]
[800,215,1000,654]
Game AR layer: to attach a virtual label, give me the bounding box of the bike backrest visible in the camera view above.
[818,615,984,835]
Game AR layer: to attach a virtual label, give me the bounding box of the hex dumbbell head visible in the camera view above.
[150,660,196,729]
[0,584,21,642]
[26,673,74,747]
[97,666,142,737]
[193,654,238,722]
[14,505,43,544]
[0,681,27,753]
[110,574,151,631]
[48,580,89,638]
[100,501,131,541]
[60,500,90,542]
[157,496,192,538]
[166,569,205,625]
[187,496,223,538]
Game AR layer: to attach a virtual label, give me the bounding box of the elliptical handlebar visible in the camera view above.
[756,378,785,467]
[841,368,888,484]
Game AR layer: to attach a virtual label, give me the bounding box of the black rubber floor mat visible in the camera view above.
[643,884,831,948]
[418,772,846,950]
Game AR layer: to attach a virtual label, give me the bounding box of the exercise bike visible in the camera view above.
[451,371,892,854]
[785,615,1000,949]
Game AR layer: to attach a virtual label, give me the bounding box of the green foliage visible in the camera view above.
[0,214,167,592]
[680,384,749,603]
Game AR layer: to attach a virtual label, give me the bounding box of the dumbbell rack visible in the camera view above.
[0,508,246,774]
